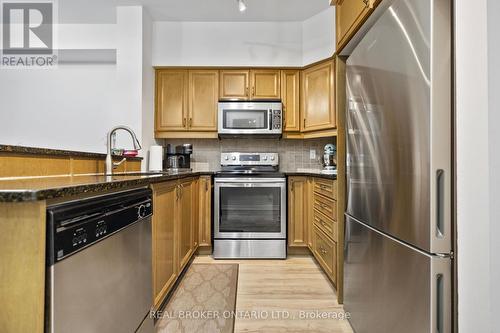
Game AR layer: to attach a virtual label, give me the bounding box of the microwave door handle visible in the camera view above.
[269,109,272,130]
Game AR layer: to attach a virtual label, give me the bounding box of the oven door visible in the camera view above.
[214,178,286,239]
[218,102,282,135]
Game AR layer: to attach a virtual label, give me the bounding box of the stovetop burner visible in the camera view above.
[216,152,283,178]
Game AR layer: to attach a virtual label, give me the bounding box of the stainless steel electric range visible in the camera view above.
[213,152,286,259]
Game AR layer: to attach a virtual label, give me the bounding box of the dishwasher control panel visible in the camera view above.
[46,189,153,265]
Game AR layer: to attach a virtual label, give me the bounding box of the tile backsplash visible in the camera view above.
[163,137,335,171]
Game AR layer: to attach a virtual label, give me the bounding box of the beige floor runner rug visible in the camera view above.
[156,264,239,333]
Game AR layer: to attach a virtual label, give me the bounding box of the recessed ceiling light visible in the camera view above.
[238,0,247,12]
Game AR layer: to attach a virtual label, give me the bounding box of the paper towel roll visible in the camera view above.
[149,145,163,172]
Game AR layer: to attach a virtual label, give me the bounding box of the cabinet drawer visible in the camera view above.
[313,178,337,199]
[313,225,337,281]
[313,193,337,220]
[313,209,337,241]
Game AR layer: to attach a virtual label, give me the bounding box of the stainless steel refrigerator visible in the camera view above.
[344,0,453,332]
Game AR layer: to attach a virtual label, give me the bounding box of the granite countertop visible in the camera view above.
[0,171,213,203]
[0,144,143,161]
[282,169,337,180]
[0,169,337,203]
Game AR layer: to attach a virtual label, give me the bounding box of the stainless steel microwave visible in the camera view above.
[218,102,282,137]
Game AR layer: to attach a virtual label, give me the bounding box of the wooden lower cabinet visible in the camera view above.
[151,176,212,309]
[312,224,337,283]
[151,181,178,309]
[306,177,314,249]
[178,178,194,272]
[198,176,212,247]
[287,176,339,286]
[288,177,309,247]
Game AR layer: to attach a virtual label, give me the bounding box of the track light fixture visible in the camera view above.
[237,0,247,12]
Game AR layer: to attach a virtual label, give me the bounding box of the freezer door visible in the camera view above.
[345,0,452,254]
[344,215,451,333]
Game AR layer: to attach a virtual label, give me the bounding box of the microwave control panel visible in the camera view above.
[272,110,282,130]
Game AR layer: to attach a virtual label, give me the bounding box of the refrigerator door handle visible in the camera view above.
[431,257,451,333]
[436,169,445,238]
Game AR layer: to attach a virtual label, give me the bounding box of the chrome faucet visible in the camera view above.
[105,126,142,175]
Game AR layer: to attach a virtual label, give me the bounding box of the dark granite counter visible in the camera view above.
[0,171,213,202]
[283,170,337,180]
[0,169,337,203]
[0,144,143,161]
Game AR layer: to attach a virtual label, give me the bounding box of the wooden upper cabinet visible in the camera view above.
[250,69,281,100]
[188,70,219,131]
[151,181,178,309]
[281,70,300,132]
[335,0,380,52]
[156,70,188,131]
[301,60,336,132]
[219,69,280,101]
[219,70,250,100]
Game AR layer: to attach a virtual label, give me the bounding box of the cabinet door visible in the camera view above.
[188,70,219,131]
[198,176,212,247]
[219,70,250,100]
[288,177,308,247]
[312,225,337,283]
[155,70,188,131]
[250,69,281,100]
[301,60,336,132]
[151,181,177,309]
[306,177,314,249]
[281,70,300,132]
[335,0,376,52]
[178,179,194,271]
[192,178,199,250]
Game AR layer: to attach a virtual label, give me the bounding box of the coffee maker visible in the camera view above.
[164,144,192,170]
[321,143,337,175]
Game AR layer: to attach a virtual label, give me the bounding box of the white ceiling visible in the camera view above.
[59,0,331,23]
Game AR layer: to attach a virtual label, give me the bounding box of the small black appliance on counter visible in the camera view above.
[164,144,192,170]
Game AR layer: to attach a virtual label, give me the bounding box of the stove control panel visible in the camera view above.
[221,152,279,166]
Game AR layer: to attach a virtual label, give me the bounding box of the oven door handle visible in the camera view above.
[215,178,286,184]
[217,183,284,188]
